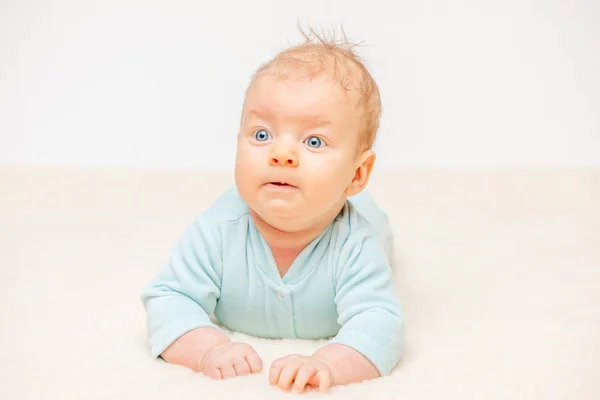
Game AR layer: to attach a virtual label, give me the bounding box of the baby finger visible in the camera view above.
[220,364,237,379]
[292,364,317,393]
[233,359,251,376]
[246,355,263,374]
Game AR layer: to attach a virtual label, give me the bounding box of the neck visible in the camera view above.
[250,200,346,277]
[250,210,328,252]
[250,200,345,253]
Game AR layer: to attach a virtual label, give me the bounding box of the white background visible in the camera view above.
[1,0,598,171]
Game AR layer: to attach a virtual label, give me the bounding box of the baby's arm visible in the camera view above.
[320,232,405,383]
[141,217,224,359]
[141,216,263,378]
[160,326,231,372]
[269,233,403,392]
[312,343,380,385]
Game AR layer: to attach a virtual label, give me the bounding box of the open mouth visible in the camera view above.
[266,181,296,188]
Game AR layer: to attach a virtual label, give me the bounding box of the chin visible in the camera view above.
[257,200,298,219]
[252,201,308,228]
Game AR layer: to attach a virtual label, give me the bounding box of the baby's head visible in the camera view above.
[235,29,382,233]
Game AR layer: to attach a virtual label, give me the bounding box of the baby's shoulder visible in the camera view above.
[331,193,394,261]
[197,185,250,228]
[330,203,379,249]
[336,192,392,240]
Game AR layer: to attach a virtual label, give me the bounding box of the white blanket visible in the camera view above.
[0,167,598,399]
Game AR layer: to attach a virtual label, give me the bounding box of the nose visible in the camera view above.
[269,144,298,167]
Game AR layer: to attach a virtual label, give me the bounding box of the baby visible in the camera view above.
[141,31,404,393]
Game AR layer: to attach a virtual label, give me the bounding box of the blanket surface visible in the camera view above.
[0,167,598,400]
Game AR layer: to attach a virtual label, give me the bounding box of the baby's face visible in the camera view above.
[235,74,363,232]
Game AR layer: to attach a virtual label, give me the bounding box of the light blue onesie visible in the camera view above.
[140,187,404,376]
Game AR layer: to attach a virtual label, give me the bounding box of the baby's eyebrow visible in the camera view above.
[247,108,332,129]
[247,109,275,121]
[296,116,332,129]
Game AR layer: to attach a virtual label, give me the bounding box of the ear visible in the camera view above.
[345,150,376,197]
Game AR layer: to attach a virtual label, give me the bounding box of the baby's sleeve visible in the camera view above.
[140,217,223,358]
[328,232,405,376]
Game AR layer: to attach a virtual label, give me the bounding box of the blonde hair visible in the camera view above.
[246,26,382,152]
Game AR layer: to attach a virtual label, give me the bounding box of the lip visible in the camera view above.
[263,181,298,190]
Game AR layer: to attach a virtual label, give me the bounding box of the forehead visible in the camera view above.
[243,75,359,121]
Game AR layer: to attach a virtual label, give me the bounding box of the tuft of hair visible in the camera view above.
[247,25,382,153]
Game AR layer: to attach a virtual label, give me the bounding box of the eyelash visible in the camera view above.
[304,136,326,148]
[250,129,328,148]
[252,129,271,142]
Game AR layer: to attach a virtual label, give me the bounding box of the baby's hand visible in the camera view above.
[269,354,334,393]
[199,342,263,379]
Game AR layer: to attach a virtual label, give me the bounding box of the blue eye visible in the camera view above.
[253,129,272,142]
[304,136,325,148]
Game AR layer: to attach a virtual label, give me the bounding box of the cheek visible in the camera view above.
[302,152,354,193]
[235,145,265,203]
[236,143,265,173]
[235,144,259,190]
